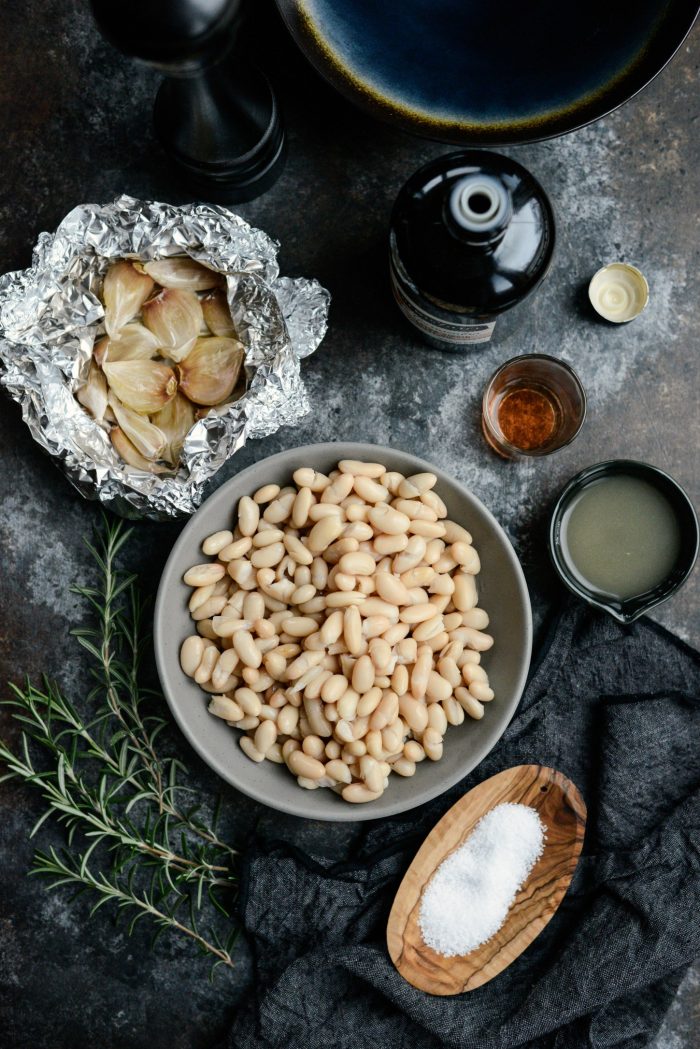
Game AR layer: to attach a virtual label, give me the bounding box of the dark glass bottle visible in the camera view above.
[389,150,555,350]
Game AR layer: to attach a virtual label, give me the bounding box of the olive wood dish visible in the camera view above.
[154,442,532,821]
[387,764,586,993]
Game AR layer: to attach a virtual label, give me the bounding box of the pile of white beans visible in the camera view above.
[179,460,494,803]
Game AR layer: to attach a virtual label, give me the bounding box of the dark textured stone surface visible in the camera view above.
[0,3,697,1047]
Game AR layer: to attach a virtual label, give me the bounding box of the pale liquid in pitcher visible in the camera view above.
[560,475,681,600]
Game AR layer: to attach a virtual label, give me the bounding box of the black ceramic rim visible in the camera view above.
[274,1,700,145]
[549,460,699,623]
[482,354,587,459]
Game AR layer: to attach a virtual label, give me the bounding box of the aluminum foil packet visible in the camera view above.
[0,195,330,519]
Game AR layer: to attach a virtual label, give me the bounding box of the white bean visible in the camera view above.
[443,520,473,544]
[218,536,252,561]
[292,487,314,528]
[462,662,488,684]
[352,655,374,694]
[211,648,240,691]
[452,542,481,574]
[254,720,277,755]
[421,489,447,517]
[180,635,205,677]
[202,530,234,555]
[252,528,284,548]
[307,515,345,553]
[462,608,490,630]
[191,596,227,622]
[253,483,281,504]
[373,533,408,556]
[208,695,244,722]
[442,696,465,726]
[283,533,313,566]
[411,645,432,700]
[354,476,389,503]
[338,551,375,576]
[235,688,262,716]
[264,493,295,524]
[393,498,437,522]
[194,645,218,684]
[392,535,427,573]
[469,681,495,702]
[233,630,263,669]
[240,736,266,762]
[293,467,329,491]
[462,627,494,651]
[287,750,326,779]
[374,572,410,605]
[338,459,385,478]
[183,563,225,588]
[325,591,366,608]
[455,686,485,719]
[325,759,352,784]
[343,604,363,655]
[452,572,478,612]
[360,754,384,793]
[368,504,410,535]
[237,496,259,536]
[423,727,443,761]
[283,616,319,638]
[400,602,439,624]
[342,783,383,803]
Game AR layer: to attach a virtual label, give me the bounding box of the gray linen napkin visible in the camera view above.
[228,601,700,1049]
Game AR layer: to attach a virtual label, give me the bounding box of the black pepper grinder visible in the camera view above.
[90,0,285,203]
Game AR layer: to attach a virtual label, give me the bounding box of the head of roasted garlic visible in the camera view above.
[76,257,245,474]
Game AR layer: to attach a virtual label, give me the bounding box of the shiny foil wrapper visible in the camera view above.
[0,195,330,519]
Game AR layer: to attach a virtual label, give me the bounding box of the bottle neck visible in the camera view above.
[445,174,512,246]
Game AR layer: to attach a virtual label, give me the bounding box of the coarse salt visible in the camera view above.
[418,802,545,957]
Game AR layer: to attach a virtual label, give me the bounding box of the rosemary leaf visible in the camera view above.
[0,515,238,973]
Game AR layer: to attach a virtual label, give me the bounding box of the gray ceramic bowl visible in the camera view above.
[154,442,532,821]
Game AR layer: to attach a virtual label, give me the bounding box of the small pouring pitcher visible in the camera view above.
[549,460,698,624]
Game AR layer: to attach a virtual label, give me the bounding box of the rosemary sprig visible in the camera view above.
[0,515,238,971]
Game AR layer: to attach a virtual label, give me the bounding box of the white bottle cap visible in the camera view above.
[449,174,510,234]
[588,263,649,323]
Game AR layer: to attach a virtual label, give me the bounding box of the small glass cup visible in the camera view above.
[482,354,586,460]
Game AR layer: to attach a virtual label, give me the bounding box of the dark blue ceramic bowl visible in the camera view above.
[275,0,698,143]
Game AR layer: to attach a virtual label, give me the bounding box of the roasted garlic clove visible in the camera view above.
[201,288,235,337]
[110,426,169,474]
[102,260,154,336]
[94,322,160,366]
[151,392,196,466]
[76,360,108,422]
[142,288,203,362]
[142,257,224,291]
[108,392,166,460]
[93,336,109,366]
[177,336,245,406]
[103,359,177,414]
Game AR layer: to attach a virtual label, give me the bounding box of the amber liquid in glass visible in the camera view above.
[489,381,561,453]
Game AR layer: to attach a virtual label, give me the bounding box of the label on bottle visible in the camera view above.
[391,267,495,345]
